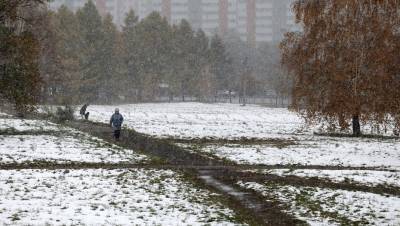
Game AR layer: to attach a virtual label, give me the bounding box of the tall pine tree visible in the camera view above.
[76,0,104,103]
[121,10,139,101]
[134,12,172,101]
[99,14,120,103]
[209,34,232,93]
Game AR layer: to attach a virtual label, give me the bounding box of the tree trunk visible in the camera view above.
[352,115,361,136]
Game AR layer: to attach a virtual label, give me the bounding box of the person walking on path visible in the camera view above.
[110,108,124,141]
[80,103,89,120]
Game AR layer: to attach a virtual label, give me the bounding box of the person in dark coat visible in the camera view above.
[110,108,124,141]
[80,103,89,119]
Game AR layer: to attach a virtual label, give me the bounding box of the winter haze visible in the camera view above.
[1,0,400,225]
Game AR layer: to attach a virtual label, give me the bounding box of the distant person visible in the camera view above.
[110,108,124,141]
[80,103,89,120]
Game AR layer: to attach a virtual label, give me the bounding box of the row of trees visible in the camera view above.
[281,0,400,135]
[1,0,288,111]
[38,1,287,104]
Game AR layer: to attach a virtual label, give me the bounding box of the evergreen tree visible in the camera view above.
[76,0,105,103]
[172,19,195,101]
[193,29,210,99]
[34,10,62,104]
[0,0,45,112]
[50,6,82,103]
[99,14,120,103]
[134,12,172,101]
[121,10,139,101]
[209,34,232,93]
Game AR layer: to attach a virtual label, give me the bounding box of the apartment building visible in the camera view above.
[158,0,299,45]
[49,0,300,45]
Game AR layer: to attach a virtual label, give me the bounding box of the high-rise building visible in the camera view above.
[48,0,300,44]
[156,0,299,45]
[218,0,229,36]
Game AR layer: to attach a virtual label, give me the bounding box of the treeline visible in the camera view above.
[39,1,287,104]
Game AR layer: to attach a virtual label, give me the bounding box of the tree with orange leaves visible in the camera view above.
[281,0,400,136]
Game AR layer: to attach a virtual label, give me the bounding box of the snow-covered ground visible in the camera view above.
[250,169,400,188]
[0,112,244,225]
[0,117,147,164]
[85,103,398,139]
[0,118,61,132]
[85,103,400,169]
[86,103,307,139]
[239,182,400,226]
[0,134,146,164]
[0,169,241,225]
[199,136,400,169]
[4,103,398,224]
[0,112,10,117]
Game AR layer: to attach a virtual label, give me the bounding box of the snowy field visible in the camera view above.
[0,117,147,164]
[0,134,146,164]
[0,118,61,132]
[86,103,306,139]
[199,136,400,170]
[84,103,400,225]
[0,113,244,225]
[0,169,240,225]
[239,182,400,226]
[86,103,400,169]
[5,103,398,225]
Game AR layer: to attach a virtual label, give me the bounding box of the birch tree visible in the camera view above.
[281,0,400,135]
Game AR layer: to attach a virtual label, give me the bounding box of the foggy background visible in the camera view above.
[43,0,300,106]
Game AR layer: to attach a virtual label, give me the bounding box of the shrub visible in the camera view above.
[55,105,75,122]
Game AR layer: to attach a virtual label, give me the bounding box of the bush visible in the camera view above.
[55,105,75,122]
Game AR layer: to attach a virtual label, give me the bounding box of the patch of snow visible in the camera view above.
[201,135,400,170]
[0,117,147,164]
[239,182,400,226]
[0,134,147,164]
[0,169,241,225]
[0,118,60,132]
[262,169,400,188]
[0,112,10,117]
